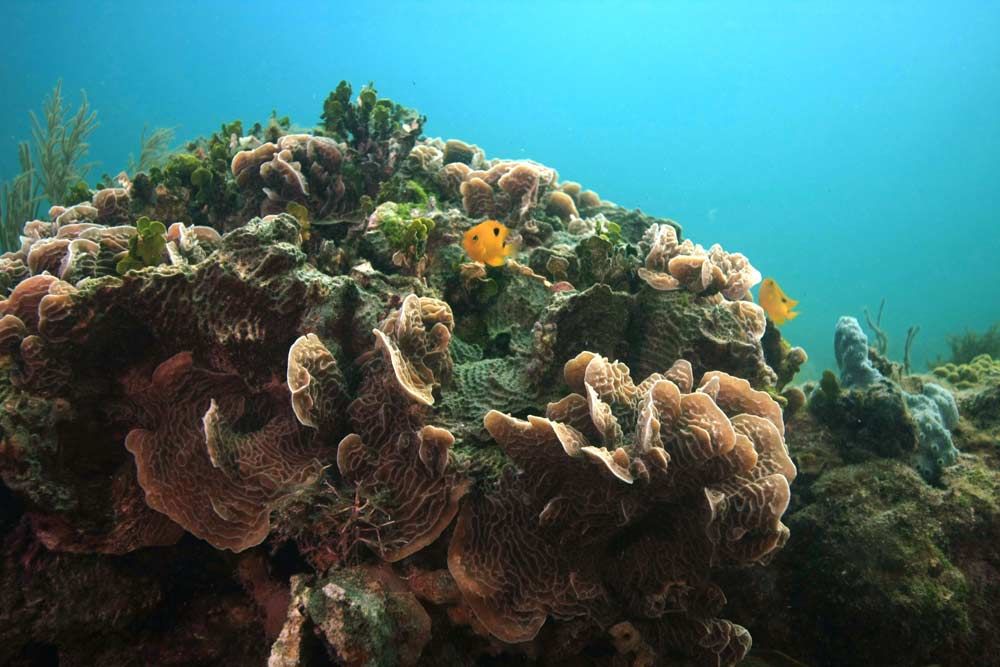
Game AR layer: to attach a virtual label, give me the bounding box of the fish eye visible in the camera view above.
[472,235,478,241]
[493,226,500,236]
[781,298,787,303]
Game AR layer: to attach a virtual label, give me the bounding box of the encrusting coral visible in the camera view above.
[0,81,807,666]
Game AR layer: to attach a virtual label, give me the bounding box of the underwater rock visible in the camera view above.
[271,566,431,667]
[0,532,268,665]
[715,354,1000,667]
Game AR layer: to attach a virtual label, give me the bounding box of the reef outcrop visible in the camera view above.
[719,325,1000,667]
[0,82,799,666]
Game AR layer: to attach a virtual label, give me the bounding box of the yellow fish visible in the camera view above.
[759,278,800,325]
[462,220,515,267]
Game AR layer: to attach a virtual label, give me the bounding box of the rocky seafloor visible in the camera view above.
[0,84,997,667]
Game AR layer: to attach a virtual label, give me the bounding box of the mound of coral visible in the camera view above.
[0,81,811,667]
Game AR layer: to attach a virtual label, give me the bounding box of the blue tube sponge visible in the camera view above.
[834,316,883,388]
[921,382,960,430]
[904,387,960,482]
[827,315,960,483]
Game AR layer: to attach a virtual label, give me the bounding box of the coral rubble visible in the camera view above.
[0,81,801,666]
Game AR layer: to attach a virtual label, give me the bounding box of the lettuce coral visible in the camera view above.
[638,222,761,300]
[447,352,793,664]
[0,83,807,667]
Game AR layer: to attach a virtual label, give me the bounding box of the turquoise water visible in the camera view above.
[3,1,999,376]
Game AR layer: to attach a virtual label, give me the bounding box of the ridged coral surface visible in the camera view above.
[0,85,806,667]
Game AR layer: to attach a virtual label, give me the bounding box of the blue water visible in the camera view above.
[3,1,999,377]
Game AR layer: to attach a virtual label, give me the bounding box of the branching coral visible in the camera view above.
[945,322,1000,365]
[1,143,42,253]
[127,125,175,175]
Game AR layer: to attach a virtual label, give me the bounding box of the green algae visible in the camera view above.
[116,216,167,274]
[932,354,1000,387]
[944,323,1000,365]
[788,460,972,662]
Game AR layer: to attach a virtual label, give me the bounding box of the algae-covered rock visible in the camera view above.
[271,567,431,667]
[720,369,1000,667]
[726,443,1000,667]
[785,461,971,664]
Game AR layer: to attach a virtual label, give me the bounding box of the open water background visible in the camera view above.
[3,1,999,376]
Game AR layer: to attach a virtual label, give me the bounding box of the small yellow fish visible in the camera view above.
[462,220,515,267]
[759,278,800,325]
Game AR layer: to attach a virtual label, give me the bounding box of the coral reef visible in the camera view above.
[6,77,997,667]
[0,82,805,667]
